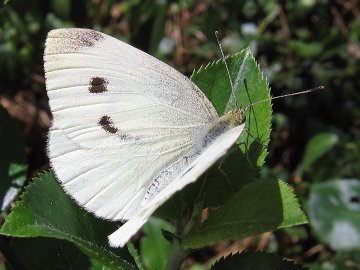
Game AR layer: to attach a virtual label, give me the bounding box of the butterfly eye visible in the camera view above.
[241,109,246,122]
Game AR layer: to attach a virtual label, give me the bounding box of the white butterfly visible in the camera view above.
[44,28,245,247]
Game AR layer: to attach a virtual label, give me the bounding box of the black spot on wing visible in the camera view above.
[98,115,118,134]
[89,77,108,93]
[60,29,104,48]
[78,29,104,47]
[45,29,105,54]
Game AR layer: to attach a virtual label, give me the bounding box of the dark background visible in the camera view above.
[0,0,359,269]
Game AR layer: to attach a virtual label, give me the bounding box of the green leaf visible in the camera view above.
[188,48,271,208]
[211,251,307,270]
[91,260,116,270]
[9,237,90,270]
[127,242,146,270]
[307,179,360,251]
[157,49,271,218]
[195,148,259,207]
[0,171,136,270]
[91,259,121,270]
[192,48,272,167]
[182,180,307,248]
[0,107,28,213]
[300,132,339,172]
[140,217,174,270]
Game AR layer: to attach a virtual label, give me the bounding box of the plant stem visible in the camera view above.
[166,181,206,269]
[166,238,189,270]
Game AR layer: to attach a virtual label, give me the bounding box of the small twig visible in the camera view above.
[166,181,206,270]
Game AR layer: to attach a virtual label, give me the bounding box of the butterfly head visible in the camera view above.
[226,108,246,127]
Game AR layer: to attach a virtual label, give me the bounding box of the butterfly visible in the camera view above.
[44,28,246,247]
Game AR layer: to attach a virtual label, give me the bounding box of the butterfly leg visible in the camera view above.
[237,140,258,174]
[217,160,235,191]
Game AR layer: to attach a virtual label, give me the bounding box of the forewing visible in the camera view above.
[44,28,218,220]
[107,124,245,247]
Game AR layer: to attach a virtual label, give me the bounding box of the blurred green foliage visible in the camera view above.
[308,179,360,252]
[140,218,174,270]
[1,0,359,269]
[0,108,27,213]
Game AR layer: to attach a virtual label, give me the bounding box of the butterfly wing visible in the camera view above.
[108,124,245,247]
[44,28,218,220]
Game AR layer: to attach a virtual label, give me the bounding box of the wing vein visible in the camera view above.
[81,141,194,211]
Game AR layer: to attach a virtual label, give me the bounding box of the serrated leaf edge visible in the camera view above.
[191,48,250,78]
[0,171,135,270]
[182,180,308,249]
[210,250,307,270]
[278,180,308,228]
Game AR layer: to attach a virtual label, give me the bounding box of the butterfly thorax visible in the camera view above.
[143,108,245,203]
[196,108,245,151]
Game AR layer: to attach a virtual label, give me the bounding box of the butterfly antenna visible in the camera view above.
[244,86,325,110]
[215,31,238,108]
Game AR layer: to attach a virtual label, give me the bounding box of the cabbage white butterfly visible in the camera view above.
[44,28,246,247]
